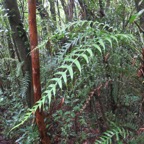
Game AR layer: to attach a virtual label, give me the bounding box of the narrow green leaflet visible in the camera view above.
[95,140,102,144]
[59,64,69,69]
[73,53,89,63]
[73,59,81,73]
[59,64,74,80]
[51,85,56,96]
[81,53,89,63]
[129,14,137,23]
[116,34,132,42]
[64,58,81,73]
[86,48,93,57]
[64,58,74,63]
[67,66,73,80]
[51,78,62,89]
[55,71,67,84]
[104,37,112,47]
[129,9,144,23]
[62,72,67,84]
[47,91,52,106]
[37,99,43,109]
[41,96,46,107]
[57,78,62,89]
[98,39,105,51]
[93,44,102,53]
[110,35,118,44]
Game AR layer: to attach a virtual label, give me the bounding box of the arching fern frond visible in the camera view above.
[95,126,129,144]
[11,47,93,131]
[11,20,134,131]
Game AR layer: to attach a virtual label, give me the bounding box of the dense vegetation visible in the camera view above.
[0,0,144,144]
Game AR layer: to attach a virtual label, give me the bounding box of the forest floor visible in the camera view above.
[0,135,12,144]
[0,108,13,144]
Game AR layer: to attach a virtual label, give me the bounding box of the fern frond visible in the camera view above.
[95,127,129,144]
[11,20,134,131]
[11,48,93,131]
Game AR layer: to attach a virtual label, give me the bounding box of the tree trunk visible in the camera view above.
[36,0,54,32]
[3,0,33,107]
[49,0,56,22]
[106,0,110,8]
[135,0,144,29]
[68,0,75,21]
[56,0,61,25]
[99,0,105,17]
[60,0,69,21]
[78,0,87,19]
[7,35,15,59]
[28,0,50,143]
[36,0,49,19]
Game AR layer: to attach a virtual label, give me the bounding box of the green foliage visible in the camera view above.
[95,126,128,144]
[15,125,39,144]
[129,9,144,23]
[11,20,133,133]
[129,133,144,144]
[1,0,144,143]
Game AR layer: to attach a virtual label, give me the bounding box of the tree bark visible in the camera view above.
[3,0,33,107]
[36,0,49,19]
[106,0,110,8]
[28,0,50,143]
[56,0,61,25]
[49,0,56,22]
[36,0,54,32]
[135,0,144,29]
[60,0,69,21]
[78,0,87,19]
[68,0,75,21]
[36,0,49,33]
[99,0,105,17]
[7,35,15,59]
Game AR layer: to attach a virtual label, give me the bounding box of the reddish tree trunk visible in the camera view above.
[28,0,50,143]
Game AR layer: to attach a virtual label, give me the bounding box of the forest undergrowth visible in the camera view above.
[0,0,144,144]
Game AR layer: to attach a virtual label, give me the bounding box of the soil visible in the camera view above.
[0,108,13,144]
[0,135,13,144]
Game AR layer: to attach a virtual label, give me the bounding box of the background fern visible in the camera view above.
[95,126,129,144]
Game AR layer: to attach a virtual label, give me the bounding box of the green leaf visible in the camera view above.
[116,34,131,41]
[73,53,89,63]
[64,58,81,73]
[67,66,73,80]
[57,78,62,89]
[129,9,144,23]
[81,53,89,63]
[55,71,67,84]
[52,85,56,96]
[41,96,46,107]
[64,58,74,63]
[104,37,112,47]
[73,59,81,73]
[110,35,118,44]
[98,39,105,51]
[129,14,137,23]
[86,48,93,57]
[47,91,52,106]
[48,84,55,89]
[62,72,67,84]
[51,78,62,89]
[59,65,69,69]
[93,44,102,53]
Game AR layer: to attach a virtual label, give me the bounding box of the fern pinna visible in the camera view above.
[95,126,129,144]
